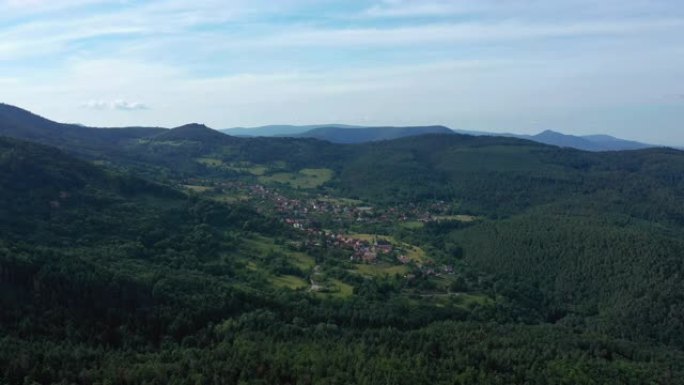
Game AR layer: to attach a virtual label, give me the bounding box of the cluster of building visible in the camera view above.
[327,234,394,263]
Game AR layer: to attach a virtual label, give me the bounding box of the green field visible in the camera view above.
[355,263,409,277]
[259,168,333,189]
[433,214,478,222]
[212,193,249,203]
[270,275,308,290]
[196,158,269,175]
[181,184,212,193]
[400,221,424,229]
[243,235,316,271]
[327,279,354,298]
[318,197,365,206]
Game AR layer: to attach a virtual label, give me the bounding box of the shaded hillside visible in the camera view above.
[0,136,287,348]
[154,123,239,144]
[0,103,164,153]
[0,136,182,244]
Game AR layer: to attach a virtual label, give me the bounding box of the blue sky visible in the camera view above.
[0,0,683,145]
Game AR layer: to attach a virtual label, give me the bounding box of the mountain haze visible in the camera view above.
[221,124,361,137]
[293,125,454,143]
[223,119,659,151]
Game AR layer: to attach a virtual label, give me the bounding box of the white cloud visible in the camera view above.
[81,99,148,110]
[243,19,684,48]
[362,0,684,19]
[364,1,492,18]
[0,0,682,145]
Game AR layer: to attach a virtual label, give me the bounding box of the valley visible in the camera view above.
[1,104,684,384]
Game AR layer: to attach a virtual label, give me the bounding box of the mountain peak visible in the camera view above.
[154,122,237,143]
[173,123,211,131]
[537,129,564,137]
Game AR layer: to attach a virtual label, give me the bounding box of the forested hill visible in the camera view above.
[153,123,239,144]
[292,125,454,143]
[2,134,684,383]
[0,103,164,152]
[2,104,684,383]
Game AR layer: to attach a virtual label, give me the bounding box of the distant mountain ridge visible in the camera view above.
[0,103,669,152]
[221,124,361,137]
[292,125,454,144]
[222,121,661,151]
[521,130,653,151]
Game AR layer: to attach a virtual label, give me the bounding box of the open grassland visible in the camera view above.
[196,158,268,175]
[212,193,249,203]
[402,244,427,262]
[400,221,424,229]
[354,263,409,277]
[318,196,365,206]
[259,168,333,189]
[243,235,316,271]
[433,214,479,222]
[323,279,354,299]
[270,275,308,290]
[181,184,212,193]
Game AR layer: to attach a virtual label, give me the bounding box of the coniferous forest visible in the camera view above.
[1,104,684,384]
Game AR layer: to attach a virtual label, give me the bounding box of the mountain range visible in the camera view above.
[2,102,684,383]
[223,122,661,151]
[0,103,663,152]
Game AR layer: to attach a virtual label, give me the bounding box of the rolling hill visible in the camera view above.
[0,103,165,153]
[222,120,659,151]
[523,130,654,151]
[2,104,684,383]
[292,125,454,143]
[153,123,239,144]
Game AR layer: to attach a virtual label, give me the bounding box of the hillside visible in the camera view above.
[2,105,684,383]
[580,134,655,151]
[2,135,684,383]
[154,123,239,144]
[524,130,654,151]
[0,103,164,153]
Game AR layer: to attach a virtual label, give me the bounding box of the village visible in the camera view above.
[182,179,464,276]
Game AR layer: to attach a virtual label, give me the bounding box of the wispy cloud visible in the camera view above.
[241,19,684,48]
[363,0,492,18]
[81,99,148,111]
[0,0,682,145]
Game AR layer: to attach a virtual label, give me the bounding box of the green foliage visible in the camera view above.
[2,126,684,384]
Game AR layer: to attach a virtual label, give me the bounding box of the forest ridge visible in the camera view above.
[1,104,684,384]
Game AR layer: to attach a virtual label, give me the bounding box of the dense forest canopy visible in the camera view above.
[1,105,684,384]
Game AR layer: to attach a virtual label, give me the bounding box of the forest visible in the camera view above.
[1,105,684,384]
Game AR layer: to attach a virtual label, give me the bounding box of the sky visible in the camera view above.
[0,0,683,145]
